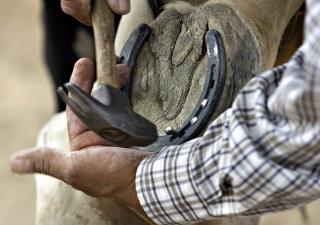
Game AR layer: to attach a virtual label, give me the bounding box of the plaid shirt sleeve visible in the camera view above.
[135,0,320,224]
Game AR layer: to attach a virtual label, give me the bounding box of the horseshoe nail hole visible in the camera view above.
[210,79,215,88]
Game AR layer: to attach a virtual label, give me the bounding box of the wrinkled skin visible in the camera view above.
[23,0,304,225]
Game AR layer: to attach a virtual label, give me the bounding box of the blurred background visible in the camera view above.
[0,0,54,224]
[0,0,319,225]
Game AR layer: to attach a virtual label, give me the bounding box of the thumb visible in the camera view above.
[10,148,68,181]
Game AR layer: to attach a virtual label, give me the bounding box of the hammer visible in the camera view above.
[57,0,158,147]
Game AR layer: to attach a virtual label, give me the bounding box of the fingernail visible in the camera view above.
[11,158,32,173]
[119,0,130,13]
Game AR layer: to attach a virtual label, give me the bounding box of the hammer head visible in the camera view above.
[58,83,158,147]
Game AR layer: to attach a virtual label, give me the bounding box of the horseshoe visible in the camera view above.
[119,25,226,151]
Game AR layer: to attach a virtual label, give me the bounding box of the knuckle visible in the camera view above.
[65,156,80,186]
[35,151,51,175]
[60,1,74,15]
[61,0,91,25]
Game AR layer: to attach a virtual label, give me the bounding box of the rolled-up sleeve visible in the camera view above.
[136,0,320,224]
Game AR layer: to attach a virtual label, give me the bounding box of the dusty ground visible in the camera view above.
[0,0,318,225]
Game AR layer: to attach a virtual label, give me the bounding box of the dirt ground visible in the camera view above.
[0,1,319,225]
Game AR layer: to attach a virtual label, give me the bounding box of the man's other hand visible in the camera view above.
[61,0,131,25]
[10,58,148,211]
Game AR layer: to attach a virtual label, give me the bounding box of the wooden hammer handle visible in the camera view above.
[92,0,117,88]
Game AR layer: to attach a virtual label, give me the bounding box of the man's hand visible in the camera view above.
[66,58,129,150]
[10,146,151,209]
[61,0,131,25]
[10,58,149,211]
